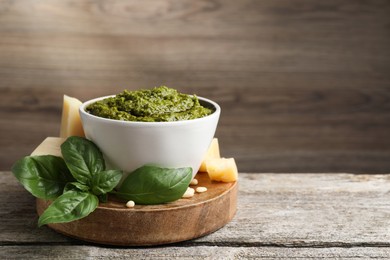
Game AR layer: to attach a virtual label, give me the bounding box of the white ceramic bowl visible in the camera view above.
[79,95,220,184]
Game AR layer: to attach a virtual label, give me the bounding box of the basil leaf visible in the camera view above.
[90,170,122,196]
[61,136,105,185]
[38,190,98,227]
[116,165,192,205]
[64,182,90,193]
[11,155,74,199]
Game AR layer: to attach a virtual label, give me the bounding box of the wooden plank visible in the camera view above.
[2,172,390,247]
[2,246,390,259]
[1,0,390,173]
[2,84,390,173]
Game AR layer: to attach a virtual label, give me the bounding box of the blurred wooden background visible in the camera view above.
[1,0,389,173]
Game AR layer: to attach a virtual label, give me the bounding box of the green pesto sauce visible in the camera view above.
[86,86,213,122]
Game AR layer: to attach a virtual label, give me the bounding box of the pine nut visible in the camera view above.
[126,200,135,208]
[182,187,195,198]
[196,187,207,193]
[190,178,198,185]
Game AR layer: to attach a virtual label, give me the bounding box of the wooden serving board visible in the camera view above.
[33,138,238,246]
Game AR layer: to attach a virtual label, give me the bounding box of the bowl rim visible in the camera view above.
[79,95,221,126]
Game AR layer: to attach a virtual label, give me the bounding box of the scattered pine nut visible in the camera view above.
[196,187,207,193]
[190,178,198,186]
[182,187,195,198]
[126,200,135,208]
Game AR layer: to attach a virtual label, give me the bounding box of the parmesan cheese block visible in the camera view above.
[199,138,220,172]
[60,95,85,138]
[31,137,65,157]
[206,158,238,182]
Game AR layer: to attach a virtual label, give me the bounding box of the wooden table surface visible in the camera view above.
[2,171,390,259]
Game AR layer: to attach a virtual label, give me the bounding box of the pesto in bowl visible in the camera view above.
[86,86,213,122]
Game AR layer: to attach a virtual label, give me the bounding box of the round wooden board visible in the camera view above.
[36,173,237,246]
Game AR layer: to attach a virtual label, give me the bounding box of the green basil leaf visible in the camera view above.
[11,155,74,199]
[38,190,98,227]
[90,170,122,196]
[116,165,192,205]
[64,182,90,193]
[61,136,105,185]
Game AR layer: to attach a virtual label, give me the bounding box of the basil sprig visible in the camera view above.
[12,136,122,226]
[12,136,193,226]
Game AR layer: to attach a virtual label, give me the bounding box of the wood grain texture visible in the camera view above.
[3,246,390,259]
[1,0,390,173]
[2,172,390,258]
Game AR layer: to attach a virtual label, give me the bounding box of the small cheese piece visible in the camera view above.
[199,138,220,172]
[60,95,85,138]
[206,158,238,182]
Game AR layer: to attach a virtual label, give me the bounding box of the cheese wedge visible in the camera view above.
[31,137,65,157]
[60,95,85,138]
[206,158,238,182]
[199,138,220,172]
